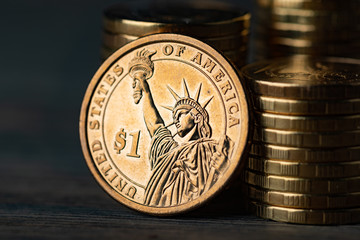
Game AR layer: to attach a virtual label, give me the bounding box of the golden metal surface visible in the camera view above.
[248,201,360,225]
[252,96,360,116]
[100,2,250,67]
[101,45,249,69]
[80,34,250,215]
[253,44,360,60]
[102,30,249,52]
[243,184,360,209]
[244,170,360,194]
[241,56,360,100]
[255,28,360,42]
[267,37,360,49]
[256,0,359,10]
[103,2,250,37]
[253,127,360,148]
[248,2,360,223]
[253,112,360,131]
[254,0,360,59]
[256,8,358,27]
[247,156,360,178]
[250,142,360,163]
[254,40,360,52]
[255,14,359,32]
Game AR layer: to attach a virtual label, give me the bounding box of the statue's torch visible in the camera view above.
[128,49,157,104]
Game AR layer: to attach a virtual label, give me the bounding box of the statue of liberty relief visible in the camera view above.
[128,49,232,207]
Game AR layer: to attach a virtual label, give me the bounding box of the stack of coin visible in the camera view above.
[101,1,250,68]
[240,55,360,224]
[254,0,360,60]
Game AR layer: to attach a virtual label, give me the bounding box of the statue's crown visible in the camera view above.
[163,79,213,122]
[128,49,156,79]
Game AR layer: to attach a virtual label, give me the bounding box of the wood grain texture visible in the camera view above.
[1,155,359,240]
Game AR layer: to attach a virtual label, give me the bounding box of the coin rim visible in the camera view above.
[250,142,360,162]
[242,183,360,209]
[248,200,360,225]
[247,156,360,178]
[253,111,360,131]
[253,127,360,148]
[244,169,360,194]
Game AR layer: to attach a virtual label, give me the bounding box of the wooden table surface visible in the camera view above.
[1,145,360,239]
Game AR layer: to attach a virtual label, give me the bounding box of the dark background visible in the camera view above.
[0,0,253,174]
[1,0,359,239]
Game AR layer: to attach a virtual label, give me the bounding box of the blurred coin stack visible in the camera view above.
[241,55,360,224]
[254,0,360,60]
[101,1,250,68]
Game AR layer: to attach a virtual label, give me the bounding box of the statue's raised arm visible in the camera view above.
[128,49,164,137]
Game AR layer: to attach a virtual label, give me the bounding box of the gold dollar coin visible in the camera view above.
[252,95,360,115]
[242,55,360,100]
[248,201,360,225]
[253,111,360,131]
[247,156,360,178]
[242,184,360,209]
[244,170,360,194]
[253,127,360,148]
[103,2,250,37]
[80,34,249,215]
[250,142,360,163]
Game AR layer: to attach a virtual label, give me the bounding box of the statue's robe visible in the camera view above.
[144,126,220,207]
